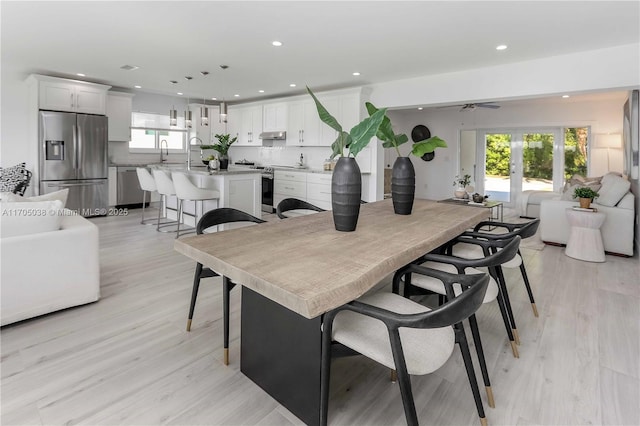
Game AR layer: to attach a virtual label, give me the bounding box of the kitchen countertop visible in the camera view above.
[148,164,261,176]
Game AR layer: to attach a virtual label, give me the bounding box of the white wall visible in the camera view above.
[383,96,626,201]
[1,66,31,168]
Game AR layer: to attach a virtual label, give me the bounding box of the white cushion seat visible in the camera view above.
[452,242,522,268]
[406,260,499,304]
[332,292,454,375]
[171,172,220,238]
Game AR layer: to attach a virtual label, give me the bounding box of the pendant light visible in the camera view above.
[200,71,209,126]
[169,80,178,126]
[184,76,193,129]
[219,65,229,123]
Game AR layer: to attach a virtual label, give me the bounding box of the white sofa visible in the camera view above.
[540,192,635,256]
[1,209,100,326]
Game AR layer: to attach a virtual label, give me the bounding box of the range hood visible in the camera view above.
[259,131,286,140]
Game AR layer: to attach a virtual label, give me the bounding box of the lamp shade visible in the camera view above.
[593,133,622,149]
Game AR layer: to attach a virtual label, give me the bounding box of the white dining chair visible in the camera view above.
[152,169,179,233]
[171,172,220,238]
[136,167,158,225]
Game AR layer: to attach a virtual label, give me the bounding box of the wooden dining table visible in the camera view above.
[174,199,488,425]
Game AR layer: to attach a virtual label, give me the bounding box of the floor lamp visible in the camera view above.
[594,133,622,172]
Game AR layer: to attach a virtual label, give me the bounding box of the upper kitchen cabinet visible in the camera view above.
[228,105,262,146]
[106,92,134,142]
[286,100,320,146]
[287,94,356,147]
[263,103,287,132]
[29,74,111,115]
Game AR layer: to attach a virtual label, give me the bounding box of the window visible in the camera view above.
[129,112,187,152]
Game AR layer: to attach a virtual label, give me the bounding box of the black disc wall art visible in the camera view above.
[411,125,435,161]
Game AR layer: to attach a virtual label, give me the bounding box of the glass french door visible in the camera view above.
[477,129,563,208]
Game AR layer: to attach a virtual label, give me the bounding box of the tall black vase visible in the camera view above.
[331,157,361,232]
[391,156,415,215]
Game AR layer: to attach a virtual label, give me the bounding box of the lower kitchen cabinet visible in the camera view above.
[274,170,332,211]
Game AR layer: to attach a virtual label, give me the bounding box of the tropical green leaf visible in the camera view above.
[307,86,342,133]
[330,131,351,159]
[395,134,409,145]
[348,108,387,157]
[411,136,448,157]
[365,102,395,144]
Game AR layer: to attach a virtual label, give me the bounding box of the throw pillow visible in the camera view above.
[1,188,69,207]
[597,174,631,207]
[0,163,26,192]
[0,200,64,238]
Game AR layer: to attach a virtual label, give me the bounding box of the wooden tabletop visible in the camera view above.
[174,199,488,319]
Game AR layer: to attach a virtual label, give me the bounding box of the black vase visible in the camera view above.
[331,157,361,232]
[219,155,229,170]
[391,157,415,215]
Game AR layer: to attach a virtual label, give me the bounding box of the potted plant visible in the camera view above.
[573,186,599,208]
[365,102,447,214]
[453,174,472,198]
[307,86,387,231]
[209,133,237,170]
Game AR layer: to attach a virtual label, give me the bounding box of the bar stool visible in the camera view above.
[171,172,220,238]
[136,168,158,225]
[151,169,179,233]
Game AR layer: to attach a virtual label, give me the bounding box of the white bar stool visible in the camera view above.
[136,168,158,225]
[152,169,180,233]
[171,172,220,238]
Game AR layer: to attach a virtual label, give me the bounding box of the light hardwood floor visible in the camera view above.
[2,207,639,425]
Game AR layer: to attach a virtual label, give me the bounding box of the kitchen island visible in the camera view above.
[149,165,262,224]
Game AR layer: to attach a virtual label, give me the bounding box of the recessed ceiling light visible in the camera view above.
[134,85,142,89]
[272,41,283,47]
[234,94,240,97]
[289,83,296,87]
[418,107,423,111]
[562,95,570,98]
[259,90,265,93]
[76,73,85,77]
[352,72,361,76]
[496,44,508,51]
[177,92,183,95]
[211,97,217,100]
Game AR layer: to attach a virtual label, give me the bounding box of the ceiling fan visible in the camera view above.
[438,102,501,112]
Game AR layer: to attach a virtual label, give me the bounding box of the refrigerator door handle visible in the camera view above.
[75,123,81,174]
[73,123,78,171]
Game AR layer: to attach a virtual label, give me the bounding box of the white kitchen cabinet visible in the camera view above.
[229,105,262,145]
[273,170,307,208]
[263,103,287,132]
[106,92,134,142]
[286,100,321,146]
[306,173,332,210]
[36,76,109,114]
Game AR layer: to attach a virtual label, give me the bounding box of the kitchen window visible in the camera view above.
[129,112,187,153]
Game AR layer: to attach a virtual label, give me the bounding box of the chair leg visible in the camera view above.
[455,323,487,426]
[176,199,183,238]
[187,263,203,332]
[495,266,520,345]
[223,276,236,366]
[468,314,495,408]
[491,267,519,358]
[388,329,418,426]
[156,194,164,232]
[140,190,146,224]
[517,249,538,317]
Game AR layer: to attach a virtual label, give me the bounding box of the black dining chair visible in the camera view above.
[321,269,490,426]
[451,219,540,345]
[276,197,325,219]
[187,207,266,366]
[394,235,521,409]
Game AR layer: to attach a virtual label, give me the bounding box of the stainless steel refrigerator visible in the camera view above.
[39,111,108,216]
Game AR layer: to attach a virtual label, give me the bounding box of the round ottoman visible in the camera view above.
[564,208,606,262]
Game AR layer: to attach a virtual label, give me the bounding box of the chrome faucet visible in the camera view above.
[160,139,169,163]
[187,136,203,170]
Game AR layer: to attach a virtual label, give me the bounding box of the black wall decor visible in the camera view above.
[411,125,435,161]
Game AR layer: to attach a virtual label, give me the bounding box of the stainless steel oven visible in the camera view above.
[259,167,274,213]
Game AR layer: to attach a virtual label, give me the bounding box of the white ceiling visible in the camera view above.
[2,1,639,106]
